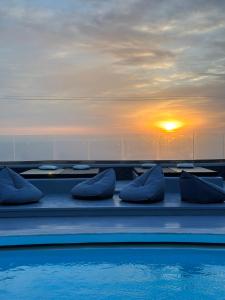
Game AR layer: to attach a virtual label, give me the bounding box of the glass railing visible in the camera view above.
[0,132,224,161]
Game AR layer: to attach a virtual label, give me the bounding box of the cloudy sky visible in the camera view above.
[1,0,225,136]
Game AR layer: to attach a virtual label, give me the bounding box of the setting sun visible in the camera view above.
[156,120,184,132]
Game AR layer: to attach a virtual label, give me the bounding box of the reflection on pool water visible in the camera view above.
[0,246,225,300]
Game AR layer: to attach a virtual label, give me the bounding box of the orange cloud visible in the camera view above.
[118,99,208,135]
[0,126,97,136]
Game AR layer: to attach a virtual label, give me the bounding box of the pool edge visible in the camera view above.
[1,232,225,247]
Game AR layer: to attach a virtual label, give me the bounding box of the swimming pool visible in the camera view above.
[1,246,225,300]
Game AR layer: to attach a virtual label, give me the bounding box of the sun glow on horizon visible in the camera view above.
[156,120,184,132]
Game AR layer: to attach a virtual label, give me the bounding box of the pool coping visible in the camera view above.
[1,232,225,247]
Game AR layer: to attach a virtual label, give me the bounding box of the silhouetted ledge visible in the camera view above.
[1,192,225,217]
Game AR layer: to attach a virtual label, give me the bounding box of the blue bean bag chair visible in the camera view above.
[71,168,116,200]
[180,171,225,204]
[119,165,165,203]
[0,167,43,205]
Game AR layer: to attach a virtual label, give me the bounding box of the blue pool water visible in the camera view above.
[1,246,225,300]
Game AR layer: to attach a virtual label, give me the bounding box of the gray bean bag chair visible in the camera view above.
[119,165,165,203]
[71,168,116,200]
[180,171,225,204]
[0,167,43,205]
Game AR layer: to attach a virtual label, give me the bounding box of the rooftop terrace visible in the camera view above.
[1,163,225,247]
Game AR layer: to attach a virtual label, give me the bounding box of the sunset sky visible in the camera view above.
[1,0,225,136]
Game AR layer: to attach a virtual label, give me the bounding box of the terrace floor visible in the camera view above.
[1,215,225,236]
[1,215,225,246]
